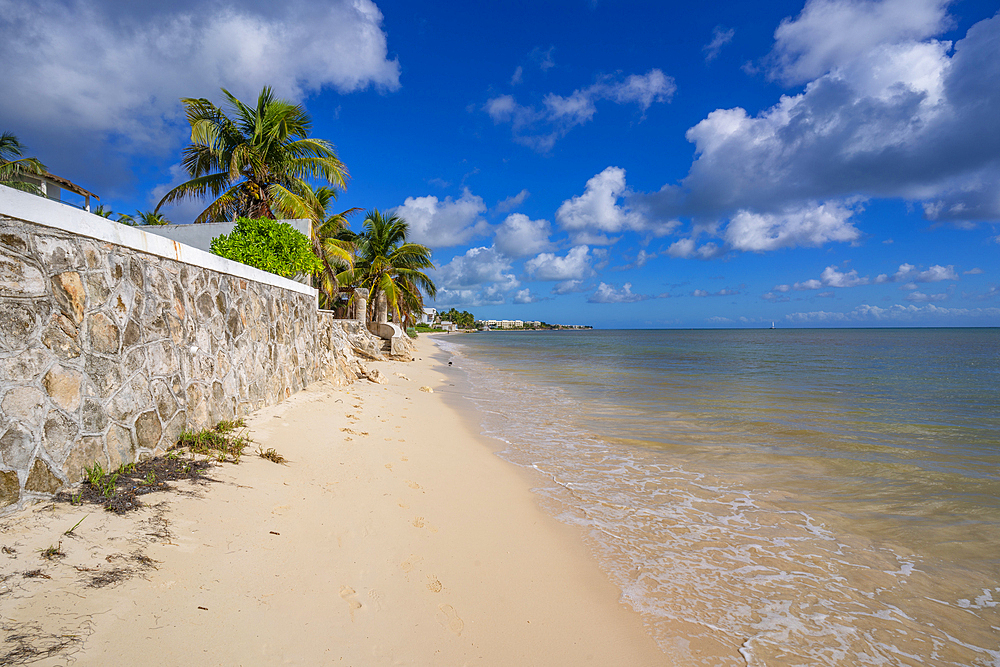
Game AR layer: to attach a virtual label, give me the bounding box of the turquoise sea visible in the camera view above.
[435,328,1000,666]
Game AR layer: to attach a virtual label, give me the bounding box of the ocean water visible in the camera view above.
[434,328,1000,666]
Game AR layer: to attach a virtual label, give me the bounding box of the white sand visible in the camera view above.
[0,335,667,665]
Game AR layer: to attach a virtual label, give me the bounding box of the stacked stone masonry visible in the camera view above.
[0,213,388,512]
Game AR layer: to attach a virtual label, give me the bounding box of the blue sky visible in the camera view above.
[2,0,998,328]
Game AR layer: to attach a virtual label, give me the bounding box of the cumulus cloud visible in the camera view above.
[632,4,1000,235]
[788,264,871,291]
[552,280,586,295]
[724,202,862,251]
[692,288,740,297]
[665,238,723,259]
[393,189,489,248]
[874,263,959,284]
[767,0,953,85]
[964,267,983,275]
[485,70,675,151]
[904,290,948,302]
[555,167,679,244]
[0,0,400,181]
[588,282,646,303]
[494,213,552,257]
[555,167,643,243]
[512,288,539,304]
[704,26,735,62]
[525,246,593,281]
[786,302,998,323]
[495,189,530,213]
[432,246,519,306]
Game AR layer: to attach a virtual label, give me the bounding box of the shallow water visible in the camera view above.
[436,329,1000,666]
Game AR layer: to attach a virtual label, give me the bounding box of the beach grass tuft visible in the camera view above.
[39,542,64,560]
[175,419,251,463]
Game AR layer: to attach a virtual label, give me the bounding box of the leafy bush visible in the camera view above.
[210,217,321,278]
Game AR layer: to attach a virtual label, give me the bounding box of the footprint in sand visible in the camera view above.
[426,575,443,593]
[406,480,421,490]
[340,586,362,621]
[411,517,426,528]
[385,464,393,471]
[367,589,384,611]
[400,456,408,461]
[400,554,422,574]
[437,604,464,635]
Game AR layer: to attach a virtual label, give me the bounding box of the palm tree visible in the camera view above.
[0,132,46,194]
[155,86,347,223]
[136,210,171,226]
[340,210,436,326]
[278,182,358,310]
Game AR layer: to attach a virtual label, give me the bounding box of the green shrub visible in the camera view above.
[210,217,321,279]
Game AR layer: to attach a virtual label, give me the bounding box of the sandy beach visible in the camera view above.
[0,335,666,666]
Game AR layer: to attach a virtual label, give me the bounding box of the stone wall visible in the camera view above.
[0,189,382,512]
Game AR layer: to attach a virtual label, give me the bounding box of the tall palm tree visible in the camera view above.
[0,132,46,194]
[278,182,359,309]
[340,210,436,326]
[155,86,347,223]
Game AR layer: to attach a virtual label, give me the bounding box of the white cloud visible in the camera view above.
[588,282,646,303]
[904,290,948,302]
[495,189,530,213]
[874,263,960,283]
[393,188,489,248]
[821,265,869,287]
[768,0,952,84]
[431,246,519,307]
[787,302,999,323]
[634,7,1000,227]
[964,267,983,275]
[552,280,586,295]
[511,66,524,86]
[435,246,517,290]
[0,0,400,178]
[525,246,593,281]
[556,168,638,237]
[666,238,723,259]
[692,288,740,297]
[494,213,553,258]
[512,288,538,304]
[725,202,862,252]
[704,26,735,62]
[555,167,677,244]
[485,70,675,151]
[790,264,871,290]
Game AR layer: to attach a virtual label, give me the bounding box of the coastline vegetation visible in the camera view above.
[210,216,322,279]
[4,83,439,329]
[0,132,46,195]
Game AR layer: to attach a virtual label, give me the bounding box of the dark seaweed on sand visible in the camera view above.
[55,455,212,514]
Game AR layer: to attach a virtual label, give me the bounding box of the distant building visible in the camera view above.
[439,320,457,332]
[419,307,437,325]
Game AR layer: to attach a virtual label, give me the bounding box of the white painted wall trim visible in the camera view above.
[0,184,318,298]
